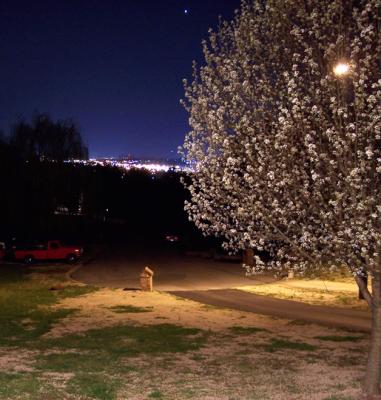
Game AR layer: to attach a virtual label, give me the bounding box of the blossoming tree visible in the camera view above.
[181,0,381,396]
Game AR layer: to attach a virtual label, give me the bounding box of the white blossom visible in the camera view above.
[180,0,381,354]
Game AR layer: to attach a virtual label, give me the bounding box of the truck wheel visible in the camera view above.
[66,254,78,264]
[24,255,34,264]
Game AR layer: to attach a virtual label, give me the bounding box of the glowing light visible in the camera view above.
[333,62,350,77]
[184,9,189,15]
[67,158,192,173]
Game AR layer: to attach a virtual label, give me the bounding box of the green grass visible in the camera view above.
[39,324,205,358]
[55,285,99,299]
[0,266,209,400]
[34,324,206,399]
[0,265,98,346]
[228,326,268,334]
[2,264,359,400]
[36,352,113,373]
[315,335,364,342]
[0,371,68,399]
[201,304,222,311]
[0,307,77,347]
[180,388,197,398]
[67,373,121,400]
[260,338,317,353]
[191,354,206,361]
[0,372,41,399]
[107,305,153,313]
[148,389,164,399]
[0,264,28,283]
[337,295,355,305]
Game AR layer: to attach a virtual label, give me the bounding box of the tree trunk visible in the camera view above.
[244,249,254,266]
[364,272,381,399]
[359,272,369,300]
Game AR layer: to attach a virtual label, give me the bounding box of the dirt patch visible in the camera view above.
[46,288,369,344]
[0,283,368,399]
[114,332,364,400]
[41,372,75,389]
[46,288,293,337]
[0,349,37,373]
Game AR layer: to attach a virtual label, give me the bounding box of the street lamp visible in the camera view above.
[333,62,350,77]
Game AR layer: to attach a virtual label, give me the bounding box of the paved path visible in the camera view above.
[73,245,275,291]
[73,245,372,332]
[171,289,372,333]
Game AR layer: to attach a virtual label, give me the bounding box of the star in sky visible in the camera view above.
[0,0,241,158]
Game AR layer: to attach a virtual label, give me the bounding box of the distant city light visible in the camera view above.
[67,158,192,173]
[333,62,350,77]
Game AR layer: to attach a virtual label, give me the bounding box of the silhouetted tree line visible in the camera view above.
[0,115,197,243]
[0,162,195,243]
[3,113,88,161]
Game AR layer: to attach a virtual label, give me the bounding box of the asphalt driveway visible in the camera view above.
[73,244,371,332]
[73,244,275,291]
[171,289,371,332]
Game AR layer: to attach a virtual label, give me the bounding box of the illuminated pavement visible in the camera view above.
[171,289,371,333]
[72,244,275,291]
[73,244,371,332]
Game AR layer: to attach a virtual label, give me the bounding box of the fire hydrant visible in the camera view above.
[140,266,154,291]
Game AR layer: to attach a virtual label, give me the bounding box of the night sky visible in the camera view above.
[1,0,241,158]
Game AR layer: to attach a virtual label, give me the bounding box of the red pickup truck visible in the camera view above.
[13,240,83,264]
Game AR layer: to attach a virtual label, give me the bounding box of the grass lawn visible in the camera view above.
[0,263,369,399]
[238,278,369,310]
